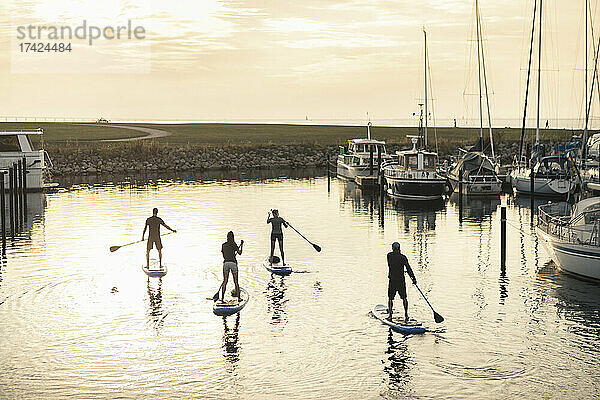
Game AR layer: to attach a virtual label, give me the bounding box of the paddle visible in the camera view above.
[413,282,444,323]
[109,231,176,252]
[287,223,321,252]
[209,282,223,301]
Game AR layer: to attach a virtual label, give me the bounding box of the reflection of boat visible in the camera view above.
[0,129,52,191]
[337,123,392,186]
[538,197,600,280]
[448,193,500,220]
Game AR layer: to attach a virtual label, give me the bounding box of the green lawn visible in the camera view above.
[0,122,577,150]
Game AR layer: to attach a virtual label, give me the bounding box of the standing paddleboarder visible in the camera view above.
[267,209,288,265]
[387,242,416,322]
[142,208,176,268]
[221,231,244,302]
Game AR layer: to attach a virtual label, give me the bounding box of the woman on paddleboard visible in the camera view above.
[267,209,288,265]
[221,231,244,301]
[387,242,416,322]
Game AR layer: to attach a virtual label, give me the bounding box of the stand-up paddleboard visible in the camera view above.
[262,256,292,276]
[213,288,249,316]
[372,304,426,334]
[142,262,167,278]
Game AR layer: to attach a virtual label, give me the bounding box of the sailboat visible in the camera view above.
[382,29,447,200]
[510,0,578,197]
[447,0,501,196]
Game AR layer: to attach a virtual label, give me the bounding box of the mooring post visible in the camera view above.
[0,172,5,253]
[501,206,506,271]
[8,167,14,239]
[530,162,535,224]
[369,146,374,176]
[458,168,464,220]
[17,159,23,228]
[22,156,27,219]
[327,154,331,192]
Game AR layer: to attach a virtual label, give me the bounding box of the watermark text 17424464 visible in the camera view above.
[11,20,150,74]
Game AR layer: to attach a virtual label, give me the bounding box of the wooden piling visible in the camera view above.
[18,159,23,228]
[500,206,506,271]
[8,167,14,239]
[0,173,5,252]
[327,154,331,192]
[22,157,27,218]
[369,146,374,175]
[458,168,464,220]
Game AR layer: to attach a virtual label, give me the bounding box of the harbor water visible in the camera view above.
[0,172,598,399]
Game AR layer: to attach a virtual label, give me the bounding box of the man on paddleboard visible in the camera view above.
[142,208,176,268]
[267,209,288,265]
[387,242,416,322]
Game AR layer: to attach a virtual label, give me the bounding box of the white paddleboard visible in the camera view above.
[372,304,426,334]
[262,256,292,276]
[213,288,249,316]
[142,262,167,278]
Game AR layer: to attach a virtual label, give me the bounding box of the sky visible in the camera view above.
[0,0,598,127]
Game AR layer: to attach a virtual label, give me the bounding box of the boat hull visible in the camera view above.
[538,228,600,281]
[385,177,446,200]
[510,173,576,197]
[337,163,379,184]
[447,176,502,196]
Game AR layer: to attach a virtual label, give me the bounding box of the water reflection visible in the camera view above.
[222,313,241,371]
[382,330,412,394]
[146,278,167,332]
[265,275,288,327]
[448,194,500,221]
[499,271,509,305]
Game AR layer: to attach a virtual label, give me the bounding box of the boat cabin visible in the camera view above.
[533,156,571,179]
[339,138,388,167]
[0,129,50,190]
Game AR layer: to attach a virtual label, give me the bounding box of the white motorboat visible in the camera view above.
[336,122,392,186]
[538,197,600,280]
[0,129,52,191]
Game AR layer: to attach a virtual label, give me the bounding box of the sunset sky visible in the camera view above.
[0,0,598,127]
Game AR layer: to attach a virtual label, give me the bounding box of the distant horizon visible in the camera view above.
[0,117,598,131]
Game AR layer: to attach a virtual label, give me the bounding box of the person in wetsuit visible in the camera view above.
[387,241,416,322]
[221,231,244,301]
[142,208,176,268]
[267,209,288,265]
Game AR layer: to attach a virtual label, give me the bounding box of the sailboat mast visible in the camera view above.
[476,0,484,141]
[536,0,542,145]
[478,1,495,160]
[424,28,428,150]
[519,0,538,161]
[585,0,589,139]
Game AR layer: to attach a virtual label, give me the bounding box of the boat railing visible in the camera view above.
[538,203,600,247]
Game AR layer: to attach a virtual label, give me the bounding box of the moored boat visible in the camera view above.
[0,129,52,191]
[383,137,447,201]
[538,197,600,280]
[336,122,392,186]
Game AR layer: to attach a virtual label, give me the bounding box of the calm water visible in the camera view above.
[1,173,599,399]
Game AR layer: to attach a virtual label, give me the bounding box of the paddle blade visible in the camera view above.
[212,291,220,301]
[109,246,120,252]
[433,311,444,323]
[313,243,322,252]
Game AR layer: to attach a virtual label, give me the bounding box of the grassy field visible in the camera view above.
[0,122,577,151]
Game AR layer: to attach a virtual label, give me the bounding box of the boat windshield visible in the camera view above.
[424,155,436,169]
[405,155,418,169]
[0,135,21,152]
